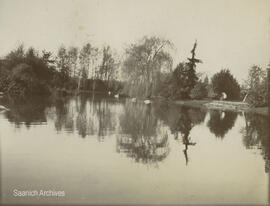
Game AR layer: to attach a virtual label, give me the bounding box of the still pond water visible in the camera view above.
[0,95,269,205]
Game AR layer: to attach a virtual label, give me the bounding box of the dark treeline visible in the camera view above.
[0,43,122,96]
[0,36,269,107]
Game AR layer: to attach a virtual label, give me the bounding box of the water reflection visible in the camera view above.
[0,95,51,127]
[117,101,169,165]
[1,95,269,169]
[46,95,118,139]
[77,95,118,140]
[76,96,88,137]
[207,110,238,138]
[1,95,270,204]
[241,113,270,172]
[53,96,74,132]
[154,103,206,165]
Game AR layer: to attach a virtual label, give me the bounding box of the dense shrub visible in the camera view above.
[190,81,208,99]
[207,85,219,99]
[191,84,205,99]
[0,46,56,95]
[211,69,241,100]
[162,62,198,100]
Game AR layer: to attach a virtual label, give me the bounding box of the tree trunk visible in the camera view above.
[77,70,82,93]
[243,93,249,102]
[92,79,96,92]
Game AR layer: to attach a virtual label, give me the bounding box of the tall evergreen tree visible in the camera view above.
[211,69,240,100]
[186,40,202,90]
[166,40,202,99]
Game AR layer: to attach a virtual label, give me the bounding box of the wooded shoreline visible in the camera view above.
[1,87,268,116]
[1,38,269,109]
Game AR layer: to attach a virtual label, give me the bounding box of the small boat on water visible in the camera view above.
[144,99,151,104]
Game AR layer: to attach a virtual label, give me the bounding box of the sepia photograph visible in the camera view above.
[0,0,270,205]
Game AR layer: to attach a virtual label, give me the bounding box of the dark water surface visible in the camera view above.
[0,95,269,205]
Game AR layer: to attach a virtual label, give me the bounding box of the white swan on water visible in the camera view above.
[144,99,151,104]
[221,111,225,119]
[114,94,119,98]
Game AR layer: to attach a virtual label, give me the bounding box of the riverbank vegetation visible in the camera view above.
[0,44,122,96]
[0,36,269,109]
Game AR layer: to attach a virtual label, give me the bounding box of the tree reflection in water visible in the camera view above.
[75,95,87,137]
[0,94,119,139]
[86,95,118,140]
[57,94,118,139]
[54,96,75,132]
[117,101,170,166]
[241,113,270,173]
[0,95,52,128]
[4,95,269,171]
[95,96,116,138]
[207,110,238,139]
[154,103,206,165]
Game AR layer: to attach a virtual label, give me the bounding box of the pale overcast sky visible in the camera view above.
[0,0,269,82]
